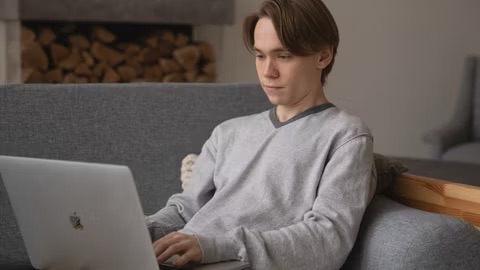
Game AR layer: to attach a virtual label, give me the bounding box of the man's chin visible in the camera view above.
[267,97,281,106]
[264,94,283,105]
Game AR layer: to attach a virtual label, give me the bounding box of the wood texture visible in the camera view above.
[389,173,480,228]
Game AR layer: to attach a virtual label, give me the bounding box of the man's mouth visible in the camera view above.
[263,85,283,91]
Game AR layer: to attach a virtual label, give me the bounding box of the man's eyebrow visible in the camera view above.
[253,47,289,53]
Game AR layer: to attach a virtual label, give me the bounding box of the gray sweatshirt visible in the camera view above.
[147,103,376,270]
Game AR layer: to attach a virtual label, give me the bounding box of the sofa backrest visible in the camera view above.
[0,82,272,265]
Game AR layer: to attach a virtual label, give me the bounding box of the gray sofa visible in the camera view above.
[1,83,479,270]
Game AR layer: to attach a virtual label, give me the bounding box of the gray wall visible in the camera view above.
[196,0,480,159]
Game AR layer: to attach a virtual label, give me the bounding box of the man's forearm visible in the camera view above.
[147,205,187,241]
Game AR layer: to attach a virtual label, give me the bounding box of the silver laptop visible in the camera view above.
[0,156,249,270]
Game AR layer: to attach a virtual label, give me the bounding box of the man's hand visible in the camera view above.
[153,232,202,267]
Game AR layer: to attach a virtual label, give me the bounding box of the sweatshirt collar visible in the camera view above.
[269,103,335,128]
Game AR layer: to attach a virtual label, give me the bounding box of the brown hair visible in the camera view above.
[243,0,339,85]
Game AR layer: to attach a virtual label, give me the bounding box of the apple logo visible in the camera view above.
[70,212,84,230]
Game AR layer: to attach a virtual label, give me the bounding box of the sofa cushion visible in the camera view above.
[443,141,480,164]
[342,195,480,270]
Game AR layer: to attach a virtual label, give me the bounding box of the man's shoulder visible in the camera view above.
[322,107,372,137]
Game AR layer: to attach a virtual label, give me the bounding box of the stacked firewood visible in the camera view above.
[21,24,216,83]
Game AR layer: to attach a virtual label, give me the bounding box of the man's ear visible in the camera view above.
[317,46,333,70]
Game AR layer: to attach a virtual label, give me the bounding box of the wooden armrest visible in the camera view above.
[388,173,480,229]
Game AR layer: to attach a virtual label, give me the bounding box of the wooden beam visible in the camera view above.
[388,173,480,229]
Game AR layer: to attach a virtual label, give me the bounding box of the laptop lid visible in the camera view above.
[0,155,159,270]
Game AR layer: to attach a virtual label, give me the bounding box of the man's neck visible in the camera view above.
[276,91,328,122]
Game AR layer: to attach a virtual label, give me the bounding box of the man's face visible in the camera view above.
[253,17,325,107]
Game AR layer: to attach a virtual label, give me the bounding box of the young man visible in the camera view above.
[147,0,376,269]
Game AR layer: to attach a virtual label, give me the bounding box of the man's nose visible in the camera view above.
[264,59,279,78]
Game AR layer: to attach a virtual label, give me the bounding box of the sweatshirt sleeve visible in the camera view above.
[146,128,218,241]
[193,135,376,269]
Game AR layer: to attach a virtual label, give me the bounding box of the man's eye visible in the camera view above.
[255,54,265,59]
[278,54,291,59]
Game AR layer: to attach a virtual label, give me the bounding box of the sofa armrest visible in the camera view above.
[388,173,480,229]
[423,123,470,159]
[422,56,479,159]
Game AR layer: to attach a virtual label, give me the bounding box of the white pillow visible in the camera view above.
[180,154,198,189]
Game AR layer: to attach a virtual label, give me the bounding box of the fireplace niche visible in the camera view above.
[0,0,235,84]
[21,21,215,83]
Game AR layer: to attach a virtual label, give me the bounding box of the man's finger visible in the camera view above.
[153,238,176,256]
[156,241,189,263]
[153,232,186,255]
[172,251,196,267]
